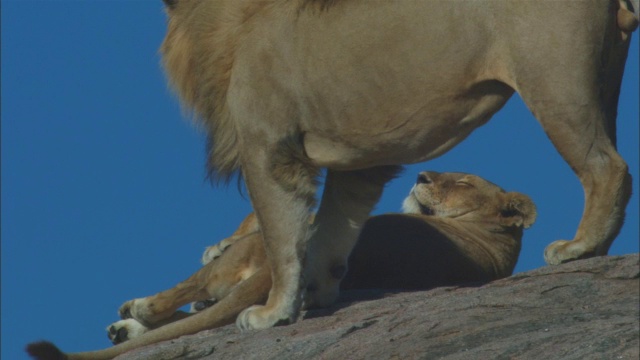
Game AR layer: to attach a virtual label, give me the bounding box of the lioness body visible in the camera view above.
[27,172,536,359]
[158,0,636,332]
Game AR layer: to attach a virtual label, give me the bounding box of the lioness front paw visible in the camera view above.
[201,238,235,265]
[107,319,149,345]
[235,305,294,331]
[118,300,136,319]
[118,298,166,326]
[544,240,594,265]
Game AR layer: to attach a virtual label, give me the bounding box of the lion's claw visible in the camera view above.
[236,305,295,331]
[544,239,593,265]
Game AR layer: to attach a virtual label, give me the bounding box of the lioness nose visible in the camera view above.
[417,173,433,185]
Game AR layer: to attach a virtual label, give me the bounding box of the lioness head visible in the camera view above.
[341,172,538,292]
[402,171,536,229]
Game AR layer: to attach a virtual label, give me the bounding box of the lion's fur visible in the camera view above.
[158,1,635,332]
[160,0,245,179]
[28,0,637,358]
[27,172,536,360]
[160,0,636,180]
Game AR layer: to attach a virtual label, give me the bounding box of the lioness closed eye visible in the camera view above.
[27,172,536,360]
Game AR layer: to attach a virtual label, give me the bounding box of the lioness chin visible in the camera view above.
[27,171,536,360]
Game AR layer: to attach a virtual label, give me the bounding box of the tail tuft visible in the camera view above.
[26,341,67,360]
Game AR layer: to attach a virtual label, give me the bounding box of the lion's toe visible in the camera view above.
[236,305,294,331]
[544,240,594,265]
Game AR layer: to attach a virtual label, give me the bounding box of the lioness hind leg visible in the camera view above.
[304,166,402,308]
[118,236,261,329]
[192,214,261,312]
[117,284,208,329]
[106,314,189,345]
[515,25,632,264]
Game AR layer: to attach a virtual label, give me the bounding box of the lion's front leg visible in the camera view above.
[235,138,318,331]
[304,166,402,308]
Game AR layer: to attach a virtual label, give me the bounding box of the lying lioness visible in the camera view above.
[27,171,536,360]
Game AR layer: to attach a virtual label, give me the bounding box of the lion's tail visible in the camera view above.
[26,267,271,360]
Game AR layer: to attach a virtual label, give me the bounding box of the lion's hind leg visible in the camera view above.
[304,166,402,308]
[512,16,633,264]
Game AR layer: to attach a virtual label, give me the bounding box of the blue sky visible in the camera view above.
[2,2,638,359]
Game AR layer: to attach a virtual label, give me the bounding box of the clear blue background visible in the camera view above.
[2,2,638,359]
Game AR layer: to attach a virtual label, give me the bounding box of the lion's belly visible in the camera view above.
[230,0,580,169]
[302,85,513,169]
[238,1,515,169]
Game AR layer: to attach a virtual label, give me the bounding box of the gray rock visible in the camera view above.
[116,254,639,360]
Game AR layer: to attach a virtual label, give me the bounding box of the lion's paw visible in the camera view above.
[235,305,294,331]
[106,319,149,345]
[544,240,594,265]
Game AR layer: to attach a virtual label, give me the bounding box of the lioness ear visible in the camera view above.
[163,0,178,10]
[499,192,537,229]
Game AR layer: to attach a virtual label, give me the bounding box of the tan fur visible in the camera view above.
[27,0,637,357]
[155,0,636,332]
[200,212,259,264]
[27,172,536,360]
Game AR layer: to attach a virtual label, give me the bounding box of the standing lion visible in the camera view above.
[26,1,638,358]
[159,0,636,331]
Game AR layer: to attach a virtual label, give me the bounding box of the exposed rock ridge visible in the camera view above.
[116,254,639,360]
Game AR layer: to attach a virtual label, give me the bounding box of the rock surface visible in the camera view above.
[116,254,639,360]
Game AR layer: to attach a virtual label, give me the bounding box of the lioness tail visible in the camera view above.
[26,341,67,360]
